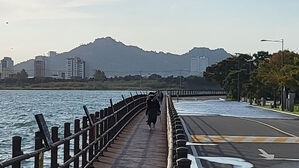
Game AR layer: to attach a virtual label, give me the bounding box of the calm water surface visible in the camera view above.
[0,90,141,165]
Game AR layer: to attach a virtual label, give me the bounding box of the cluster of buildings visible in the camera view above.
[33,53,86,79]
[0,51,86,80]
[190,56,209,76]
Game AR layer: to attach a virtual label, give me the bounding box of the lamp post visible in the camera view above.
[236,53,240,102]
[260,39,286,110]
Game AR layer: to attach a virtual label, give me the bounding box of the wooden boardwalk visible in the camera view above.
[93,99,167,168]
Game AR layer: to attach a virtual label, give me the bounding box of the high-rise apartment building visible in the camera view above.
[66,57,86,79]
[1,57,14,79]
[199,56,209,76]
[190,56,200,76]
[190,56,209,77]
[34,56,47,77]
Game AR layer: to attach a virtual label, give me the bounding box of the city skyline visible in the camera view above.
[1,0,299,64]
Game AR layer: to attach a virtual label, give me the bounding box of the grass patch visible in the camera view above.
[259,105,299,115]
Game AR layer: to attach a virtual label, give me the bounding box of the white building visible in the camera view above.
[199,56,209,76]
[66,57,86,79]
[190,56,200,76]
[1,57,14,79]
[190,56,209,77]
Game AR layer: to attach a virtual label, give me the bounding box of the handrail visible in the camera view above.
[60,102,146,167]
[166,95,173,168]
[0,94,147,168]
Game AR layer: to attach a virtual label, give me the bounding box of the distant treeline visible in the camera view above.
[204,50,299,106]
[0,72,221,90]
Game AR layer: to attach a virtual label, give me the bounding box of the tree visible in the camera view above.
[148,74,162,80]
[16,69,28,80]
[204,54,254,100]
[93,70,106,81]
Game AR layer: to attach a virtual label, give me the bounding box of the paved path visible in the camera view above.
[93,100,167,168]
[182,115,299,168]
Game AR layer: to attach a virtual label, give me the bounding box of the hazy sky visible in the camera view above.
[0,0,299,64]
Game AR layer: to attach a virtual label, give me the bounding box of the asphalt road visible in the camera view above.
[181,115,299,168]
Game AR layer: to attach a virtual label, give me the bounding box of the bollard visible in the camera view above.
[175,129,185,134]
[12,136,22,168]
[175,134,186,140]
[176,158,192,168]
[174,125,183,130]
[176,147,188,160]
[176,139,187,148]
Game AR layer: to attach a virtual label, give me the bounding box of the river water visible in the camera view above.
[0,90,141,166]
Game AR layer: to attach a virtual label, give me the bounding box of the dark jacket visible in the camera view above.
[146,96,160,125]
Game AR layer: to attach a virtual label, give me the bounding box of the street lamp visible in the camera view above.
[260,39,286,110]
[261,39,284,52]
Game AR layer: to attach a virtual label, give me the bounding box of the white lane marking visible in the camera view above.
[241,117,297,137]
[180,117,203,168]
[258,149,299,161]
[188,154,198,168]
[186,142,218,146]
[258,149,274,159]
[261,158,299,161]
[196,156,254,168]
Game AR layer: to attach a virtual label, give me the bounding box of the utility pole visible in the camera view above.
[237,58,240,102]
[235,53,241,102]
[139,71,142,90]
[179,70,182,90]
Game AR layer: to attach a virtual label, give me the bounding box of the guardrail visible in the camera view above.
[166,89,226,97]
[166,95,191,168]
[0,94,147,168]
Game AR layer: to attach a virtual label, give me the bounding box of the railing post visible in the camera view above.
[122,95,129,114]
[64,123,71,168]
[95,111,100,153]
[104,108,109,150]
[34,131,43,168]
[74,119,80,168]
[99,110,104,154]
[89,114,95,161]
[51,127,59,168]
[12,136,22,168]
[82,116,88,166]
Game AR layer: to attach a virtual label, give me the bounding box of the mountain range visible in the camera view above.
[14,37,230,77]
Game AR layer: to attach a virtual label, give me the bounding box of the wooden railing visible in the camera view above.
[166,89,226,97]
[0,94,147,168]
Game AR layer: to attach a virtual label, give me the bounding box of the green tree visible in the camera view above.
[148,74,162,80]
[204,54,254,100]
[16,69,28,80]
[93,70,106,81]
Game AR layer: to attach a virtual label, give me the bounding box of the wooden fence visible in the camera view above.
[0,94,147,168]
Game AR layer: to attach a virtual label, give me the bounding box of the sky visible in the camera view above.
[0,0,299,64]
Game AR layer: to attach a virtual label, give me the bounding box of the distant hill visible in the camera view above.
[14,37,230,77]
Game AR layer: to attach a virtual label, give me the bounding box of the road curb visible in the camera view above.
[247,103,299,117]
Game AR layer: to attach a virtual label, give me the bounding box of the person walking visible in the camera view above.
[146,92,161,130]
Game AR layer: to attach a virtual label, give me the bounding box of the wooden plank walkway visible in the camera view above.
[93,99,167,168]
